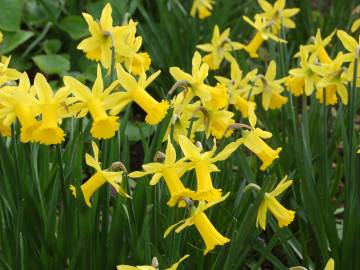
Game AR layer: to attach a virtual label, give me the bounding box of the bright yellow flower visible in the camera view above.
[115,64,169,125]
[351,18,360,32]
[117,255,189,270]
[164,193,230,255]
[197,25,243,70]
[170,51,212,104]
[64,65,120,139]
[241,128,281,171]
[313,52,349,105]
[324,258,334,270]
[178,135,241,201]
[0,56,21,86]
[0,73,40,143]
[32,73,72,145]
[243,15,286,58]
[78,3,115,69]
[257,0,300,34]
[257,176,295,230]
[0,31,3,43]
[129,138,194,207]
[299,29,335,64]
[70,141,129,207]
[287,46,321,96]
[253,60,288,110]
[190,0,215,19]
[215,61,258,127]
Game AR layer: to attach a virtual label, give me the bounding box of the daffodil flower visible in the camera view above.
[0,72,40,143]
[117,254,189,270]
[32,74,73,145]
[115,64,169,125]
[243,15,286,58]
[257,176,295,230]
[0,56,21,86]
[258,0,300,34]
[324,258,335,270]
[352,18,360,33]
[241,127,282,171]
[215,61,258,127]
[70,141,129,207]
[253,60,288,110]
[64,65,120,139]
[313,52,349,105]
[169,51,213,104]
[287,46,321,96]
[78,3,116,69]
[164,193,230,255]
[178,135,241,201]
[0,31,3,44]
[190,0,215,19]
[128,138,194,207]
[197,25,243,70]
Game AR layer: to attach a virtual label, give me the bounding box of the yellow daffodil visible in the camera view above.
[164,193,230,255]
[170,51,212,104]
[243,15,286,58]
[78,3,115,69]
[178,135,241,201]
[313,52,349,105]
[299,29,335,64]
[64,65,120,139]
[190,0,215,19]
[257,0,300,34]
[197,25,243,70]
[32,73,72,145]
[0,31,3,44]
[215,61,258,127]
[117,255,189,270]
[129,138,195,207]
[324,258,334,270]
[0,56,21,86]
[287,46,321,96]
[70,141,129,207]
[115,64,169,125]
[257,176,295,230]
[253,60,288,110]
[351,18,360,32]
[0,73,40,143]
[241,127,282,171]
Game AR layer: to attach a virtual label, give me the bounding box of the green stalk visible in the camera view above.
[56,144,68,209]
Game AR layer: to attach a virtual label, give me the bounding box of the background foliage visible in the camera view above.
[0,0,359,269]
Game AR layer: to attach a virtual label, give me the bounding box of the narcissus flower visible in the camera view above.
[129,138,194,207]
[78,3,115,69]
[197,25,243,70]
[0,73,40,143]
[243,15,286,58]
[0,56,21,86]
[257,176,295,230]
[164,193,230,255]
[170,51,213,104]
[70,141,129,207]
[352,18,360,33]
[287,46,321,96]
[32,73,72,145]
[241,127,282,171]
[117,255,189,270]
[253,60,288,110]
[178,135,241,201]
[64,65,120,139]
[324,259,335,270]
[190,0,215,19]
[313,52,349,105]
[0,31,3,43]
[115,64,169,125]
[257,0,300,34]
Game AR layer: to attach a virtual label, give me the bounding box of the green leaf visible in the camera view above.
[124,121,156,142]
[58,15,88,40]
[0,30,34,54]
[43,39,61,54]
[0,0,23,31]
[32,54,70,75]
